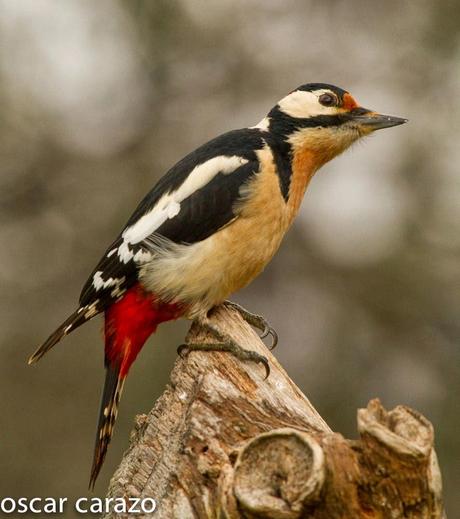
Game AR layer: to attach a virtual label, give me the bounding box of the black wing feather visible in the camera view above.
[155,160,256,243]
[79,128,266,309]
[126,128,264,226]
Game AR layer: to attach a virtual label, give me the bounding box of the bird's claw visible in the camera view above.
[243,350,270,379]
[177,337,270,379]
[223,301,278,350]
[259,325,278,350]
[177,344,189,358]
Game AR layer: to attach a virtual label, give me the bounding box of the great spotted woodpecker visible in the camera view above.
[29,83,406,488]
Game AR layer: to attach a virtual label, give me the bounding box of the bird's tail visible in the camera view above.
[88,284,184,489]
[28,303,100,365]
[89,362,125,490]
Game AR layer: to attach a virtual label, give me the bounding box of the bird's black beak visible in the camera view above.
[350,107,408,131]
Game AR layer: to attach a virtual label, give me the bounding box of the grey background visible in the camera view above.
[0,1,459,517]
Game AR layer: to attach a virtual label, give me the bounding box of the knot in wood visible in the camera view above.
[233,428,325,519]
[358,398,434,458]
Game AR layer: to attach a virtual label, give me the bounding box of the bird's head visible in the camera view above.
[265,83,407,168]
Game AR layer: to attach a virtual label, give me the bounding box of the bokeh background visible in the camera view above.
[0,0,459,517]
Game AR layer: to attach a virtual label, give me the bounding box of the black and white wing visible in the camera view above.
[79,128,267,310]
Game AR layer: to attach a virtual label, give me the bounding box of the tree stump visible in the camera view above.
[103,305,446,518]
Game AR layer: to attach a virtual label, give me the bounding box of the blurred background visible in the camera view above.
[0,0,459,516]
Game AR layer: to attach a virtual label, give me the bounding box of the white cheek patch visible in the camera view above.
[278,89,338,119]
[121,155,248,247]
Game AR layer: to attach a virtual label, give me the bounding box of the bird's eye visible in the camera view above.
[319,93,337,107]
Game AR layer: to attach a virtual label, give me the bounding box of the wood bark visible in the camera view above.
[104,305,446,518]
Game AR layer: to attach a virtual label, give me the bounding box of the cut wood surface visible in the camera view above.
[104,305,446,518]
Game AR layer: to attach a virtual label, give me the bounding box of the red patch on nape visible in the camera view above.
[342,92,359,111]
[105,284,184,376]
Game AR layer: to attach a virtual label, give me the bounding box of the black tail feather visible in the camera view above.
[28,303,99,365]
[89,362,125,490]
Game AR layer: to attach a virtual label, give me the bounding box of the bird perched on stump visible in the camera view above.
[29,83,407,488]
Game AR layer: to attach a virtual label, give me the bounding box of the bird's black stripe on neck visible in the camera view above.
[296,113,351,128]
[269,106,352,132]
[266,107,352,200]
[264,134,292,201]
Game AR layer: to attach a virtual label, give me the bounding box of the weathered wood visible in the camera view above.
[104,305,446,518]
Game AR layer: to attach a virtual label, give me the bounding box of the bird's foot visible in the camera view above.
[223,300,278,350]
[177,321,270,379]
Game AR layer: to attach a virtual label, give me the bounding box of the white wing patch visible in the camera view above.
[121,155,248,248]
[133,249,152,262]
[278,89,338,119]
[117,242,134,263]
[87,154,250,299]
[84,301,100,318]
[93,271,126,291]
[250,117,270,131]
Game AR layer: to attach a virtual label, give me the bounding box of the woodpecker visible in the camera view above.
[29,83,406,488]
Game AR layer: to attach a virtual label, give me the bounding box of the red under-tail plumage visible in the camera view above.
[89,284,183,489]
